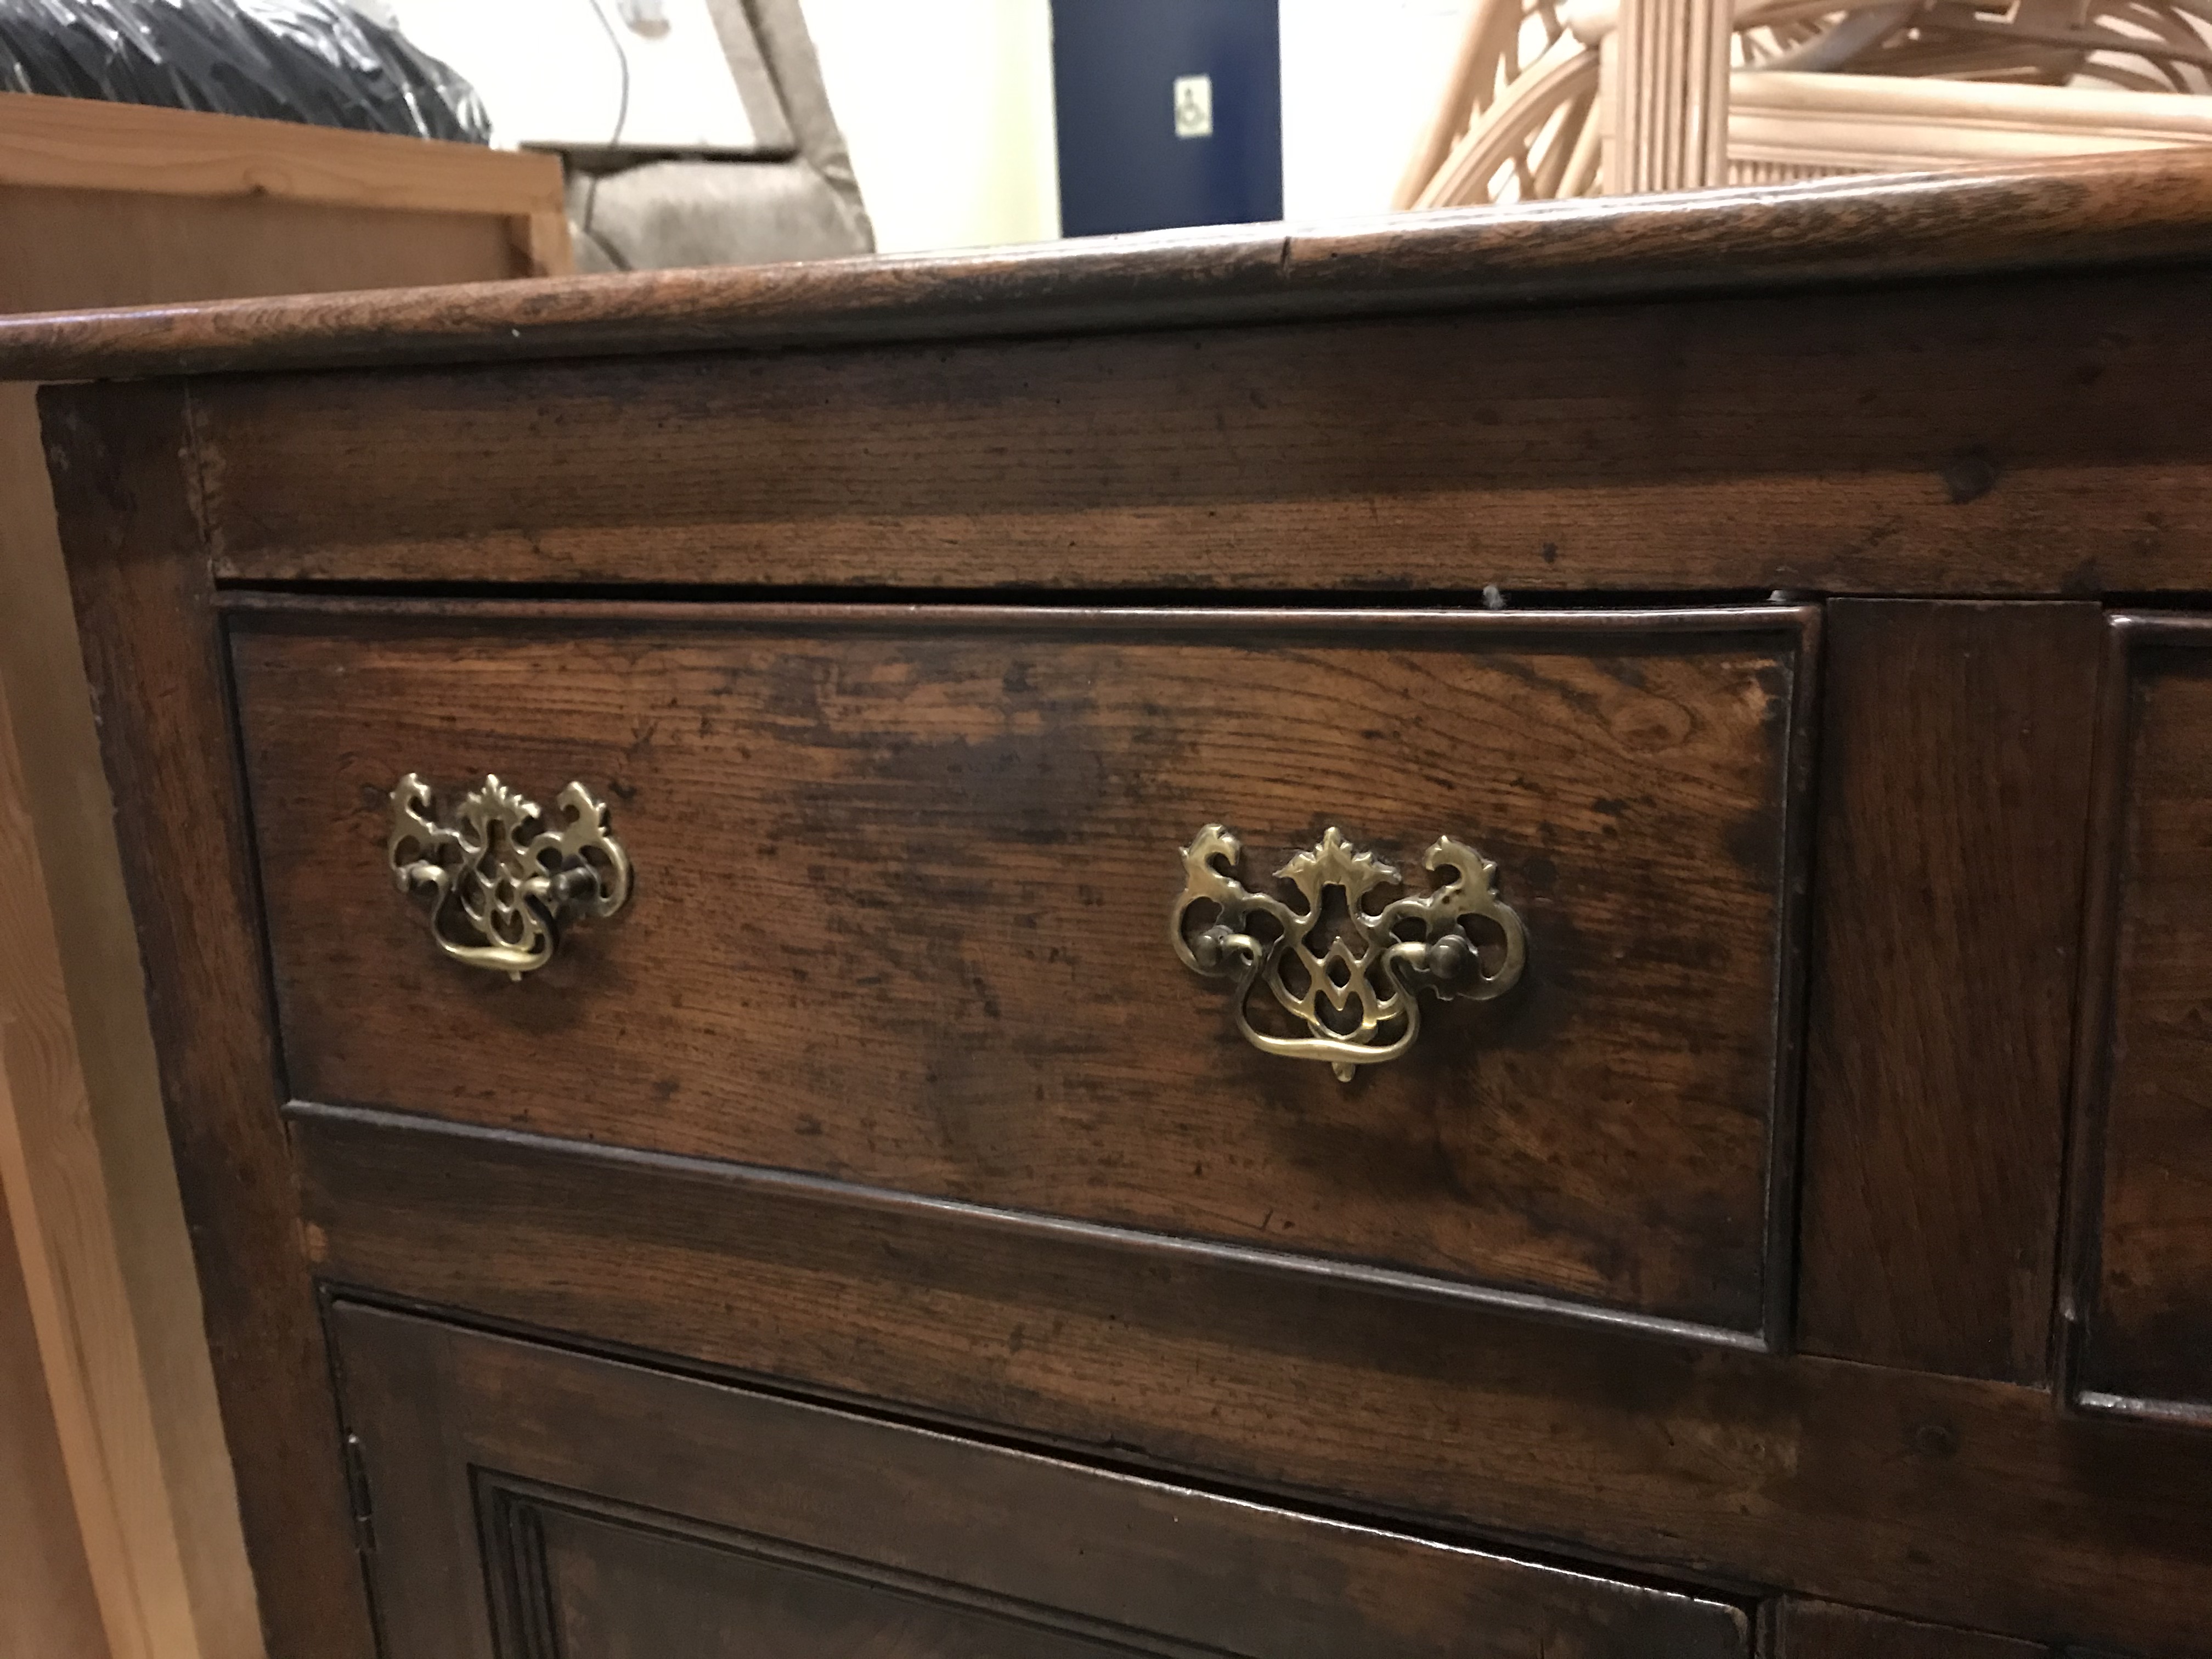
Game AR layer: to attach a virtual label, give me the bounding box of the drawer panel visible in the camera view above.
[2073,614,2212,1426]
[330,1300,1751,1659]
[233,603,1813,1338]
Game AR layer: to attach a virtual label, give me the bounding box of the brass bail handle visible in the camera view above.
[1171,825,1525,1081]
[386,773,631,979]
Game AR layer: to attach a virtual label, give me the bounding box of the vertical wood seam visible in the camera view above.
[2051,612,2132,1402]
[1762,605,1824,1353]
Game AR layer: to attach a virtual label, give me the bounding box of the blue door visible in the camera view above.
[1052,0,1283,236]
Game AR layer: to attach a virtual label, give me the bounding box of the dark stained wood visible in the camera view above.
[330,1301,1751,1659]
[176,262,2212,597]
[232,602,1813,1341]
[8,150,2212,382]
[1796,602,2102,1383]
[2067,614,2212,1429]
[1767,1599,2050,1658]
[42,162,2212,1659]
[533,1506,1197,1659]
[294,1103,2212,1659]
[44,383,377,1659]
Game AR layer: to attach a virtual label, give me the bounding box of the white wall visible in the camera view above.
[802,0,1476,251]
[801,0,1062,253]
[1279,0,1475,222]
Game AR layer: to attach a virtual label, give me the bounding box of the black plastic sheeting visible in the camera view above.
[0,0,490,142]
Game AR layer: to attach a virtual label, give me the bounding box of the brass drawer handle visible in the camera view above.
[386,774,631,979]
[1172,825,1525,1081]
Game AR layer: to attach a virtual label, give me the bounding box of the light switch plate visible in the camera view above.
[1172,73,1214,138]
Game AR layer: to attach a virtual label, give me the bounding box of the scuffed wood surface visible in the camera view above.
[182,262,2212,597]
[292,1099,2212,1659]
[9,150,2212,380]
[334,1302,1751,1659]
[233,606,1810,1338]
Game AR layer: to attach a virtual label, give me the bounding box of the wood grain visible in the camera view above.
[293,1103,2212,1659]
[0,647,199,1659]
[2068,615,2212,1426]
[1796,603,2102,1383]
[2,190,529,313]
[47,384,377,1659]
[0,92,566,222]
[175,261,2212,597]
[233,604,1811,1338]
[8,148,2212,381]
[537,1509,1203,1659]
[0,1176,109,1659]
[332,1301,1751,1659]
[1768,1599,2049,1658]
[34,151,2212,1659]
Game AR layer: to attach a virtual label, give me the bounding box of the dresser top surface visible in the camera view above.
[6,148,2212,384]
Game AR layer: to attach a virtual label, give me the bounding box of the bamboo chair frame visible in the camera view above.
[1396,0,2212,207]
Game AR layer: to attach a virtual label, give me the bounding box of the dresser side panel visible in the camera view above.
[42,381,377,1659]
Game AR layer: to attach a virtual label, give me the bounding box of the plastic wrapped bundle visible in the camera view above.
[0,0,489,142]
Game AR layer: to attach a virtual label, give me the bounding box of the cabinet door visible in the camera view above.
[330,1302,1748,1659]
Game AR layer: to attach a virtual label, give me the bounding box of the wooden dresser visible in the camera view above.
[8,149,2212,1659]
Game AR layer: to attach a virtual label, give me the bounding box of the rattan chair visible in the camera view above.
[1396,0,2212,206]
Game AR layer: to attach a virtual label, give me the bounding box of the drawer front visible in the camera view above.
[330,1301,1751,1659]
[234,604,1813,1339]
[2073,613,2212,1426]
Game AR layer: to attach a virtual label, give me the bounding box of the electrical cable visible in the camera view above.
[578,0,634,264]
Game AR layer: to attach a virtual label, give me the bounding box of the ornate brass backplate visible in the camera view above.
[1171,825,1525,1080]
[386,774,631,979]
